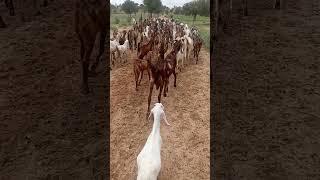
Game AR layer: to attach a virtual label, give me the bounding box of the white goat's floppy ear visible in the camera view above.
[161,111,170,126]
[148,109,153,121]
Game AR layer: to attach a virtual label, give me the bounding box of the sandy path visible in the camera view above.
[110,46,210,179]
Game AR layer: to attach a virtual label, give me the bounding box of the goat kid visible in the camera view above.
[116,39,129,63]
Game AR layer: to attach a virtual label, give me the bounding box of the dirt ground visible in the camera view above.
[110,33,210,179]
[0,1,107,179]
[213,0,320,179]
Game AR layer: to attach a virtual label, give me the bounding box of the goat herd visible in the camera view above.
[110,16,203,119]
[110,16,204,179]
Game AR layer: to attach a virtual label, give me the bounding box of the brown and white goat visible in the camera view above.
[164,39,182,93]
[146,42,167,119]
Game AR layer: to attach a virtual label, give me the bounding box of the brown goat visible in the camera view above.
[193,36,203,64]
[133,57,151,91]
[119,30,127,45]
[128,29,134,50]
[146,42,167,119]
[132,29,138,50]
[138,33,155,59]
[164,39,182,93]
[75,0,107,94]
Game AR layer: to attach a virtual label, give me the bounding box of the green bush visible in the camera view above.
[114,17,120,24]
[127,16,131,23]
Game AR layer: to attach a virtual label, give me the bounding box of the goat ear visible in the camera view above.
[160,103,164,110]
[148,110,153,121]
[161,111,170,126]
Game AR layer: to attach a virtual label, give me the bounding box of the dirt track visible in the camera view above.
[0,1,107,179]
[110,43,210,178]
[213,0,320,179]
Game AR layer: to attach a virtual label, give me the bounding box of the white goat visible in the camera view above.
[116,39,129,63]
[132,17,137,25]
[144,26,150,40]
[184,35,194,62]
[110,39,120,65]
[184,24,191,37]
[176,42,185,72]
[137,103,170,180]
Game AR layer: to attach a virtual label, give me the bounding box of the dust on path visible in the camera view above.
[110,44,210,179]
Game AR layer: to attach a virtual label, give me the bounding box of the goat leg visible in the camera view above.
[80,39,94,94]
[90,30,106,76]
[164,78,168,97]
[174,70,177,87]
[139,70,144,85]
[0,16,6,28]
[147,81,154,119]
[134,67,139,91]
[158,84,163,103]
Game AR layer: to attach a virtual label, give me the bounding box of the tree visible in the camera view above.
[174,6,182,14]
[111,4,116,10]
[182,1,198,24]
[197,0,210,17]
[122,0,138,17]
[133,3,139,16]
[143,0,162,17]
[162,5,170,15]
[139,4,145,17]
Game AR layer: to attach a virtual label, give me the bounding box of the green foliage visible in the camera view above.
[114,17,120,24]
[197,0,210,17]
[181,0,209,17]
[143,0,162,15]
[173,6,183,14]
[121,0,139,16]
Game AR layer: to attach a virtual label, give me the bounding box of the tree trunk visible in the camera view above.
[193,14,197,25]
[0,15,6,28]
